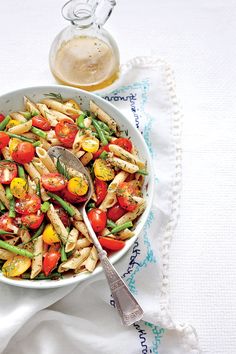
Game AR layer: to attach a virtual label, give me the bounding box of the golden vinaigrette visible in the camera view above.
[50,36,119,91]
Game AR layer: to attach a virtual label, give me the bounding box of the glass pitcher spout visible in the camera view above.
[62,0,116,27]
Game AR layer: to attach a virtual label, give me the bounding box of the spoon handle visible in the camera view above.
[82,210,144,325]
[99,252,144,326]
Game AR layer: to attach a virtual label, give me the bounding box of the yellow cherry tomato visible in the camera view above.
[10,177,28,198]
[9,138,21,155]
[81,136,99,153]
[2,255,31,277]
[42,224,60,245]
[94,159,115,181]
[6,119,20,129]
[68,176,88,196]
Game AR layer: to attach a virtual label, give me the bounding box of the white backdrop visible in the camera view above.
[0,1,236,353]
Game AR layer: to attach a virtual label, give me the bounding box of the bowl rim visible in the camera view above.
[0,85,154,289]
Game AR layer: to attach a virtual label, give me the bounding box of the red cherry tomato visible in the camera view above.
[32,115,51,131]
[43,244,61,276]
[107,203,126,222]
[55,119,78,148]
[41,173,67,192]
[0,132,10,150]
[0,161,17,184]
[0,213,15,232]
[117,181,140,212]
[94,178,107,206]
[11,142,35,164]
[60,187,87,204]
[113,138,132,152]
[99,237,125,251]
[0,114,5,122]
[87,208,107,233]
[21,213,44,229]
[93,145,110,159]
[54,206,70,228]
[15,194,41,215]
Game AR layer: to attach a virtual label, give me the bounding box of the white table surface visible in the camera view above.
[1,1,236,353]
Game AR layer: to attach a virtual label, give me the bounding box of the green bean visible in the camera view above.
[76,113,86,129]
[0,240,33,258]
[0,201,6,212]
[100,151,109,160]
[111,221,133,234]
[36,179,41,198]
[47,192,75,217]
[31,111,39,117]
[92,118,108,146]
[0,115,11,130]
[86,202,95,212]
[22,272,62,280]
[60,244,67,262]
[106,219,117,229]
[22,222,46,245]
[41,201,50,213]
[96,120,113,134]
[137,169,148,175]
[18,165,26,179]
[31,127,47,139]
[21,111,32,119]
[5,187,15,218]
[0,229,15,235]
[6,132,35,143]
[32,141,41,147]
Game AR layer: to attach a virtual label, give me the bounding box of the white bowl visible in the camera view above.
[0,85,154,289]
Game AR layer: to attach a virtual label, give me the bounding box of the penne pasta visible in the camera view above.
[90,100,117,132]
[99,192,117,211]
[39,137,51,150]
[0,248,14,260]
[32,157,50,175]
[60,247,91,271]
[109,144,145,169]
[10,112,27,122]
[49,109,74,121]
[83,246,98,272]
[8,120,32,134]
[0,184,10,209]
[118,229,135,240]
[31,235,43,279]
[41,98,82,116]
[36,103,58,126]
[116,199,146,225]
[73,221,92,242]
[35,147,57,173]
[80,152,93,166]
[76,237,91,249]
[107,156,139,174]
[24,96,40,115]
[1,147,11,160]
[47,204,68,244]
[65,228,79,253]
[108,171,128,192]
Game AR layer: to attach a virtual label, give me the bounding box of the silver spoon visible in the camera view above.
[48,146,144,326]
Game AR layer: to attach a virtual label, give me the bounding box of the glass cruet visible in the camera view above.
[49,0,120,91]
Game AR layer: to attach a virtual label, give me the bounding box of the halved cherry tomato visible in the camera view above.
[21,212,44,229]
[43,244,61,276]
[113,138,132,152]
[0,161,17,184]
[41,173,67,192]
[11,142,35,164]
[93,145,110,159]
[15,194,41,215]
[0,114,5,122]
[94,178,107,206]
[99,237,125,251]
[60,187,87,204]
[87,208,107,233]
[117,181,140,212]
[32,115,51,131]
[54,206,70,228]
[0,213,16,232]
[55,119,78,148]
[0,132,10,149]
[67,176,88,196]
[107,203,126,222]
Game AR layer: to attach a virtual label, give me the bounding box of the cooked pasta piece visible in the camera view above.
[84,117,92,128]
[80,152,93,166]
[108,171,128,192]
[99,193,117,211]
[24,96,40,115]
[73,221,92,242]
[32,157,50,175]
[27,176,37,195]
[116,199,146,225]
[83,246,98,272]
[8,120,32,134]
[0,248,14,260]
[100,228,116,239]
[107,157,139,174]
[0,184,10,209]
[90,100,117,133]
[59,247,91,271]
[65,228,79,253]
[47,204,68,244]
[22,132,38,140]
[1,147,11,160]
[10,112,27,123]
[109,144,145,169]
[31,235,43,279]
[49,109,74,121]
[39,137,51,150]
[35,147,57,173]
[67,204,82,221]
[76,237,91,249]
[72,131,84,151]
[36,103,58,126]
[6,236,20,245]
[18,229,31,244]
[118,229,135,240]
[41,98,82,116]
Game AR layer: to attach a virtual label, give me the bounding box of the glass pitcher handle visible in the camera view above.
[95,0,116,26]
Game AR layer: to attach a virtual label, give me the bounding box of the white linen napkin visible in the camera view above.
[0,57,200,354]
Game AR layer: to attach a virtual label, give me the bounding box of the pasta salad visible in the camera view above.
[0,95,147,280]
